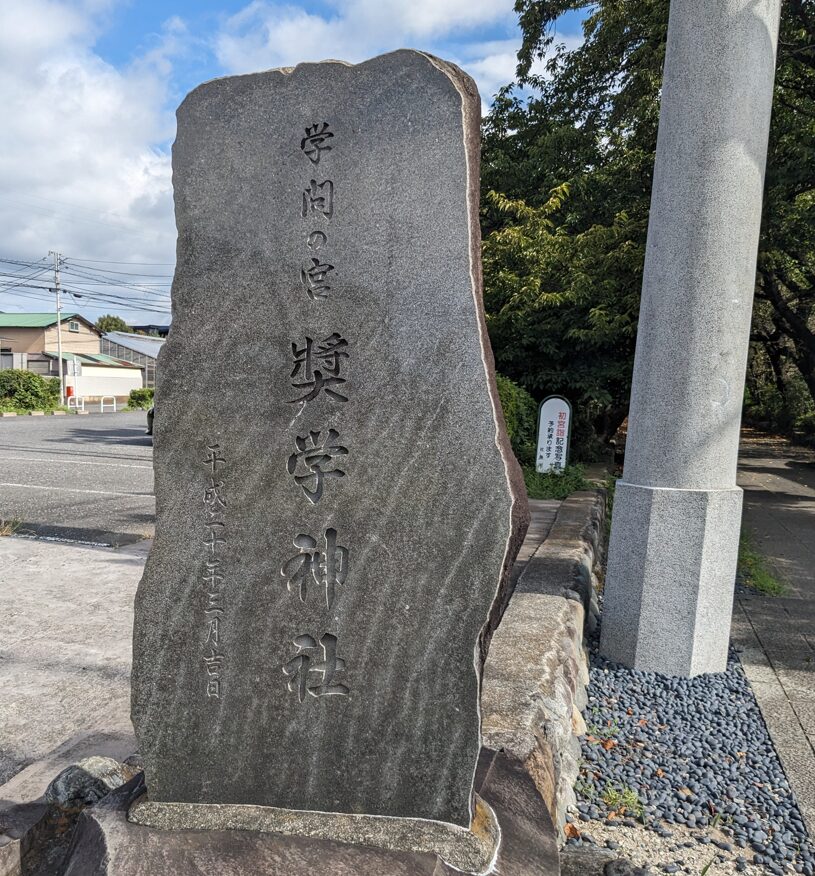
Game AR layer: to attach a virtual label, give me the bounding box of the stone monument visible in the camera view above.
[129,48,528,854]
[601,0,782,676]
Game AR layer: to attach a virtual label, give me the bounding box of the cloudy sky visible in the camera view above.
[0,0,583,323]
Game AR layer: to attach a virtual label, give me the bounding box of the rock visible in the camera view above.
[130,49,528,828]
[44,757,136,810]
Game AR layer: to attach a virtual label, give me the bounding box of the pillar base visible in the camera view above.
[600,482,743,676]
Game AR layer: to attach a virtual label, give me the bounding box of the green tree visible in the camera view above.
[96,314,131,334]
[482,0,815,445]
[754,0,815,408]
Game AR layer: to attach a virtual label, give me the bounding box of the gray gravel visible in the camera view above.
[569,637,814,874]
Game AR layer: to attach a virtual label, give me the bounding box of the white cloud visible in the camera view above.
[0,0,584,322]
[0,0,178,321]
[215,1,584,116]
[214,0,520,100]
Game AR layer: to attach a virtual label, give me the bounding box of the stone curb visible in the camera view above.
[482,490,606,843]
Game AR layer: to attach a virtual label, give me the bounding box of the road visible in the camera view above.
[0,412,154,545]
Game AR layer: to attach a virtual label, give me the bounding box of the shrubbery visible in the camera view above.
[495,373,538,466]
[128,387,155,410]
[0,369,60,412]
[523,464,592,500]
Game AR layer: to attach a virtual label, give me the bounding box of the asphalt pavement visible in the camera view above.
[0,412,154,545]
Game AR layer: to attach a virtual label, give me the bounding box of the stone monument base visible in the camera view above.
[601,481,743,675]
[60,750,559,875]
[128,793,499,873]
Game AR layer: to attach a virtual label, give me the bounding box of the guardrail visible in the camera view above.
[67,397,85,412]
[100,396,117,413]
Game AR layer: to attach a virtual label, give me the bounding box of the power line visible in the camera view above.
[0,266,51,292]
[1,286,171,315]
[66,258,174,266]
[60,265,173,296]
[0,252,173,315]
[64,259,173,278]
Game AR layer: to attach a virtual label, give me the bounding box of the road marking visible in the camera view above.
[0,483,152,497]
[0,456,152,470]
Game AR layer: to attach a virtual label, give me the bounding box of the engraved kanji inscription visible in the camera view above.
[302,179,334,220]
[283,633,349,702]
[205,615,220,645]
[281,527,349,608]
[202,560,224,589]
[290,333,349,404]
[307,230,327,250]
[204,479,226,514]
[205,591,223,613]
[204,647,224,675]
[287,429,348,504]
[203,522,226,556]
[300,257,335,300]
[201,442,227,699]
[300,123,333,164]
[205,443,225,473]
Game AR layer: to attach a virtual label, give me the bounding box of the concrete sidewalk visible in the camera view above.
[0,536,146,785]
[732,429,815,831]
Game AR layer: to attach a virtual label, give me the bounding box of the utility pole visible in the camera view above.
[49,251,65,405]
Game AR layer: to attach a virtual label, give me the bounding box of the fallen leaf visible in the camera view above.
[564,823,581,839]
[601,739,618,751]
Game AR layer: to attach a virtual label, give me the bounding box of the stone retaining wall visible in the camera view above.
[481,489,606,842]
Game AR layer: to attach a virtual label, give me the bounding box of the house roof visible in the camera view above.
[103,331,165,359]
[0,312,86,329]
[42,351,141,369]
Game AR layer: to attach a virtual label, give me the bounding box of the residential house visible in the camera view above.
[0,313,143,400]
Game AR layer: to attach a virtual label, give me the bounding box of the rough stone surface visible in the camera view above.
[44,757,136,811]
[602,0,782,674]
[482,491,605,839]
[602,483,743,676]
[132,49,527,828]
[128,793,499,874]
[61,753,558,875]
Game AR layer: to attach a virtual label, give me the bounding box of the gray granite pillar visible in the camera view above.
[600,0,782,676]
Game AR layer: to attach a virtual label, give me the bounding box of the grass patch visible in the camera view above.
[0,517,21,536]
[601,784,643,818]
[738,530,786,596]
[523,464,593,500]
[574,776,597,803]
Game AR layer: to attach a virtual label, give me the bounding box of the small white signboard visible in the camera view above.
[536,395,572,473]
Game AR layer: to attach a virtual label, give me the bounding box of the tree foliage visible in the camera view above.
[482,0,815,447]
[495,372,539,465]
[754,0,815,412]
[96,314,131,334]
